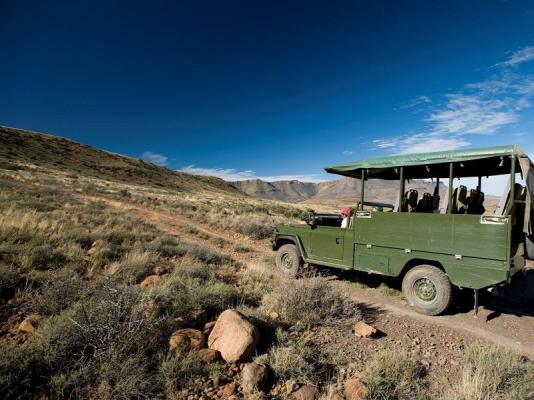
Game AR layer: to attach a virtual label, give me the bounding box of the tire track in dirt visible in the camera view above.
[84,195,534,358]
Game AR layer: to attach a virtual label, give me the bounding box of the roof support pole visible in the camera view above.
[507,156,516,270]
[360,169,365,211]
[398,167,405,212]
[478,176,482,191]
[447,162,453,214]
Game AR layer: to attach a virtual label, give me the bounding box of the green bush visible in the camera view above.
[362,350,427,400]
[257,329,317,383]
[31,272,87,315]
[159,351,222,392]
[452,344,534,400]
[262,277,361,327]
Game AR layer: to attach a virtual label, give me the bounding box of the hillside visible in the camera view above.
[0,125,237,194]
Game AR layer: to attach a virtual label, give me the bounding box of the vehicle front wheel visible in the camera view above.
[275,244,301,278]
[402,265,452,316]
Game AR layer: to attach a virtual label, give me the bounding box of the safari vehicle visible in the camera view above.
[272,145,534,315]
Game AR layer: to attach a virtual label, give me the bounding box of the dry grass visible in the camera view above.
[261,276,361,328]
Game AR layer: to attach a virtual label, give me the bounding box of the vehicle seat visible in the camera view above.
[466,189,485,214]
[451,185,468,214]
[402,189,419,212]
[415,192,433,212]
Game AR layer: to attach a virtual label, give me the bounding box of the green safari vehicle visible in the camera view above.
[272,145,534,315]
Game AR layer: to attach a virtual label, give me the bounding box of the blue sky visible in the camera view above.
[1,1,534,185]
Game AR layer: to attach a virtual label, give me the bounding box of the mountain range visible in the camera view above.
[231,177,444,206]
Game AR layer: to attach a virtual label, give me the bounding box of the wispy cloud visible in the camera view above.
[342,150,354,156]
[140,151,168,166]
[178,165,328,183]
[398,95,432,109]
[372,45,534,154]
[497,46,534,67]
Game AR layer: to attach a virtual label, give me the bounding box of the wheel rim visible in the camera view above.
[280,253,294,270]
[413,278,437,302]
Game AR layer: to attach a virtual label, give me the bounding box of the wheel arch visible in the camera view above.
[273,235,305,258]
[397,258,447,281]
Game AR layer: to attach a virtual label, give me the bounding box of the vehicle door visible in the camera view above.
[309,225,346,263]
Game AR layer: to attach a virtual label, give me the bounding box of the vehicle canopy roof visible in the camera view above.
[325,144,534,236]
[324,145,531,180]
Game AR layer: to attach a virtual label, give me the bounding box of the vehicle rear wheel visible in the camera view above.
[275,244,301,278]
[402,265,452,316]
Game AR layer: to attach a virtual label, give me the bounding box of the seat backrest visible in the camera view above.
[401,189,418,212]
[416,192,433,212]
[452,185,468,214]
[467,189,485,214]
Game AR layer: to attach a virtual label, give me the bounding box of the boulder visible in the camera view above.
[140,275,160,287]
[292,384,319,400]
[344,378,368,400]
[207,310,259,363]
[18,314,42,334]
[241,362,269,394]
[354,321,377,338]
[198,348,220,363]
[169,328,204,352]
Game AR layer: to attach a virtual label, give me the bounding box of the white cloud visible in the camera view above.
[178,165,328,183]
[497,46,534,67]
[399,95,432,109]
[372,45,534,155]
[373,134,471,155]
[140,151,168,166]
[342,150,354,155]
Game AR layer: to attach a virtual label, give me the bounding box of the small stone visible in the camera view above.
[169,328,205,352]
[18,314,41,334]
[198,348,220,363]
[140,274,160,287]
[241,362,269,394]
[285,380,298,395]
[222,382,237,396]
[344,378,368,400]
[354,321,378,338]
[269,311,280,320]
[292,384,318,400]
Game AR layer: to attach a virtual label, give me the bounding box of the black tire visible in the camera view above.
[275,244,301,278]
[526,236,534,261]
[402,265,453,316]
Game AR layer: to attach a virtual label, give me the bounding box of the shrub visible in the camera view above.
[159,351,222,391]
[187,245,231,266]
[107,250,155,283]
[0,264,19,298]
[19,244,67,270]
[235,245,254,253]
[236,220,273,240]
[452,344,534,400]
[262,277,361,327]
[257,329,317,383]
[151,235,187,258]
[157,265,241,319]
[31,271,88,315]
[362,350,427,400]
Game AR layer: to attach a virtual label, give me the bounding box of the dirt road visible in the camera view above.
[95,196,534,358]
